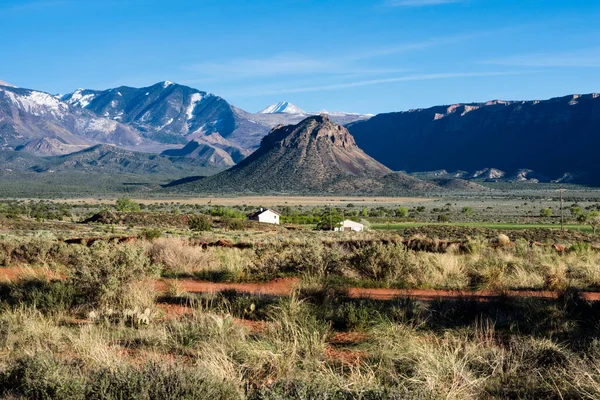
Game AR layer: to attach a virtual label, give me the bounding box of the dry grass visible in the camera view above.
[3,228,600,397]
[149,238,216,275]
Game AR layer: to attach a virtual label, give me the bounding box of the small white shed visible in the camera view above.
[335,219,364,232]
[248,208,280,225]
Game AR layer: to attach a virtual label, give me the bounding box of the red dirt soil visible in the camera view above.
[3,267,600,302]
[159,278,600,302]
[154,278,296,296]
[0,267,63,282]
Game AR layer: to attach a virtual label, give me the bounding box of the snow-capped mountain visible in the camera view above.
[0,85,145,154]
[62,82,271,159]
[254,102,372,127]
[259,101,306,115]
[1,81,373,164]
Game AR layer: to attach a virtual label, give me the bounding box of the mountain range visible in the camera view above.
[0,81,370,168]
[347,93,600,184]
[2,78,600,189]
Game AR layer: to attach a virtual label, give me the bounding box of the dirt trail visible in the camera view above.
[3,267,600,302]
[155,278,295,296]
[160,278,600,302]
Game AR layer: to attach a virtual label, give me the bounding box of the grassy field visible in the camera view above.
[373,221,594,232]
[2,197,600,398]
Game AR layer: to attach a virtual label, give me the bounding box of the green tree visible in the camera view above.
[461,207,474,216]
[188,215,212,231]
[395,207,409,218]
[115,198,140,212]
[316,210,343,230]
[588,211,600,234]
[570,206,583,217]
[540,208,553,218]
[437,214,450,223]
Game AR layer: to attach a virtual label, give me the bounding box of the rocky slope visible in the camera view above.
[61,81,271,158]
[347,93,600,184]
[15,137,89,156]
[0,144,222,177]
[0,84,145,154]
[167,115,440,194]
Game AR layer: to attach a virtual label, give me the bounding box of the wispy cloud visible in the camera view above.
[185,53,417,80]
[187,54,339,78]
[386,0,464,7]
[226,71,531,97]
[184,31,489,82]
[482,48,600,68]
[350,32,484,61]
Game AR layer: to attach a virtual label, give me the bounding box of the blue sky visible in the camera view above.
[0,0,599,114]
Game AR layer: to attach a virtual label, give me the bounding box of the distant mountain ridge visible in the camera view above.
[347,93,600,184]
[0,144,221,177]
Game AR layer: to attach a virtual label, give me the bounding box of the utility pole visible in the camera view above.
[559,188,565,231]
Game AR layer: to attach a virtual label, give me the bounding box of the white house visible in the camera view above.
[334,219,364,232]
[248,208,280,225]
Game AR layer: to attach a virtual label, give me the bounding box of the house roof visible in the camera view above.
[247,208,281,218]
[340,219,363,227]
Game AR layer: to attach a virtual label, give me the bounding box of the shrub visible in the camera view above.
[68,242,160,309]
[139,228,162,241]
[461,207,475,216]
[570,242,592,255]
[0,236,65,267]
[396,207,409,218]
[349,243,413,283]
[437,214,450,223]
[0,356,242,400]
[115,198,140,212]
[223,217,244,230]
[89,362,242,399]
[0,279,77,312]
[189,215,212,231]
[0,355,85,400]
[540,208,553,218]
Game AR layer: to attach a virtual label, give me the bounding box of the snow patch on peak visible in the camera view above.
[162,81,174,88]
[186,92,204,121]
[4,89,68,117]
[259,101,306,114]
[66,89,96,108]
